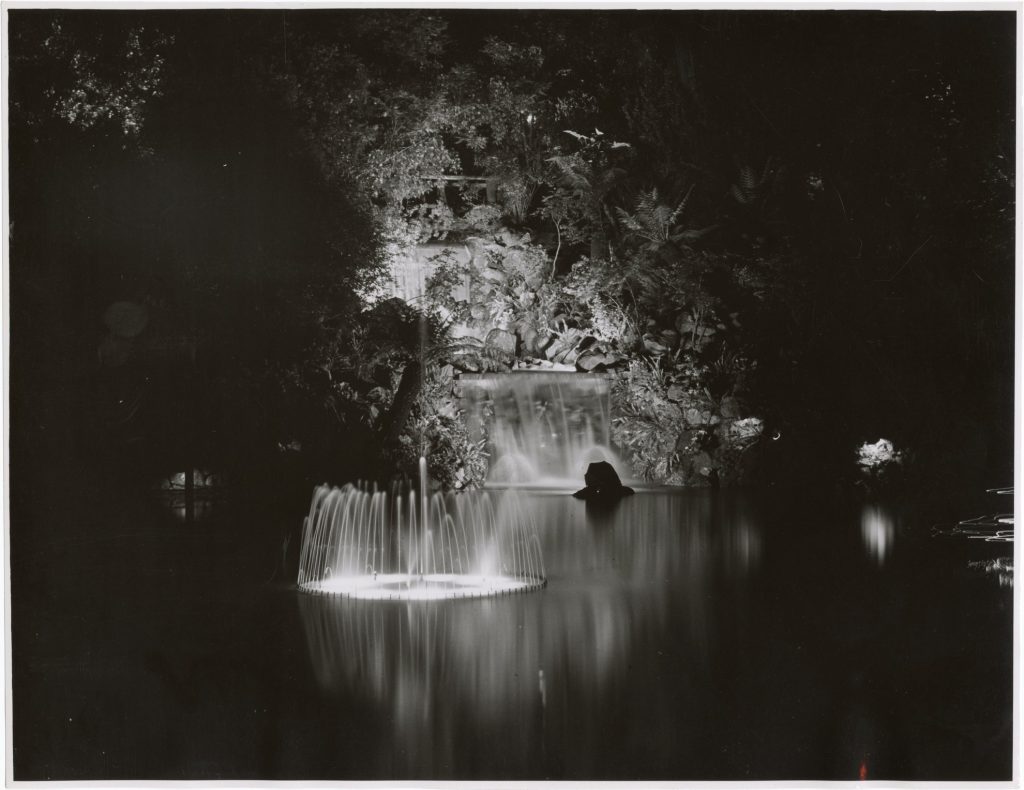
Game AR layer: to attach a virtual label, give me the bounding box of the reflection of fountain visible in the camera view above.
[861,505,896,565]
[298,491,763,775]
[297,459,546,600]
[460,372,628,486]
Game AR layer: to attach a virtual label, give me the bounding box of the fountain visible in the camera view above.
[297,490,764,775]
[297,458,546,600]
[459,372,628,486]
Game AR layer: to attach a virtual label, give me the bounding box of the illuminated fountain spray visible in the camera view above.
[298,313,547,600]
[297,459,546,600]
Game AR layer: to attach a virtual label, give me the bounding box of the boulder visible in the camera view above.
[572,461,635,500]
[659,329,681,348]
[685,408,712,425]
[544,337,566,360]
[519,327,540,356]
[576,351,612,372]
[496,229,522,247]
[451,355,482,373]
[728,417,764,443]
[485,328,517,357]
[554,346,580,366]
[480,267,507,284]
[666,383,689,403]
[642,334,669,355]
[545,329,583,360]
[525,272,546,290]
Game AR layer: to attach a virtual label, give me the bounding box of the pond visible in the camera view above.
[11,484,1012,780]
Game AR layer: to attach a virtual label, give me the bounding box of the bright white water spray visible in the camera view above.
[297,458,546,601]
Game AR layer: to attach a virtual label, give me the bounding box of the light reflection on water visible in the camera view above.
[861,505,897,565]
[12,475,1013,780]
[298,490,762,773]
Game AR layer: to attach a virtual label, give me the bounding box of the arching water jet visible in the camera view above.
[297,460,546,600]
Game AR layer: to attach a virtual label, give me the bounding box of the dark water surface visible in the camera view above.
[12,483,1013,780]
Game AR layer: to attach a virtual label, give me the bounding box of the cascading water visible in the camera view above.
[459,372,628,486]
[297,457,546,600]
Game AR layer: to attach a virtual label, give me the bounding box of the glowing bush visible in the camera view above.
[856,438,902,470]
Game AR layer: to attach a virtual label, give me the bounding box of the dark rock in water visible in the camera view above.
[573,461,635,500]
[584,461,624,489]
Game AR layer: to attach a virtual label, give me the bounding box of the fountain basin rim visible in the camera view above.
[299,573,546,601]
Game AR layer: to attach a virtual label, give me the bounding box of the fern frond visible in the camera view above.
[547,155,592,193]
[615,206,646,235]
[636,187,660,220]
[670,184,695,226]
[739,165,757,192]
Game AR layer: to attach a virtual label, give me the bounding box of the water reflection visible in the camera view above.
[968,557,1014,587]
[861,505,896,565]
[168,498,215,522]
[298,490,762,773]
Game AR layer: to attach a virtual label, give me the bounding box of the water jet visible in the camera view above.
[298,458,546,600]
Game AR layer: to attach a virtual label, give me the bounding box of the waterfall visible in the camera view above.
[460,372,628,487]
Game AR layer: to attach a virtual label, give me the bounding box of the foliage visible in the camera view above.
[558,257,640,349]
[609,352,759,484]
[424,234,555,364]
[545,130,631,260]
[611,359,687,481]
[616,186,716,253]
[10,14,174,140]
[394,364,489,490]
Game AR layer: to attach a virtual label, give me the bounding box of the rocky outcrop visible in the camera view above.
[572,461,635,500]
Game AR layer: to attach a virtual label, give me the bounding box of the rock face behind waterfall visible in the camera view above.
[573,461,635,500]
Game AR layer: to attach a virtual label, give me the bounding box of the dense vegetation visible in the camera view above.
[8,10,1016,496]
